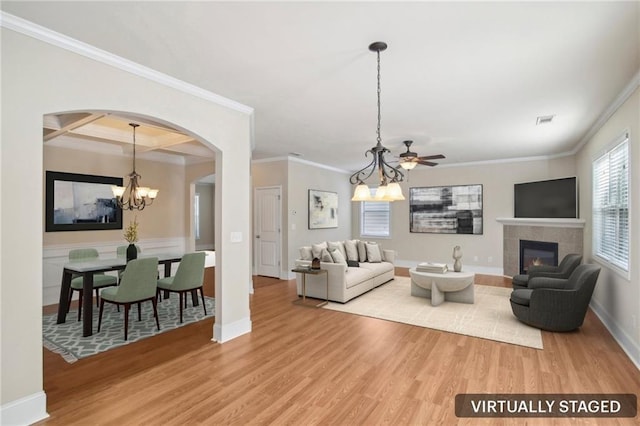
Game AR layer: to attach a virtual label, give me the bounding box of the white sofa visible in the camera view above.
[295,241,395,303]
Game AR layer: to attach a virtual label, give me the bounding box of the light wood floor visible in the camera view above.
[39,271,640,425]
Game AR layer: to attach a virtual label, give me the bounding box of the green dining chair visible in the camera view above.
[98,257,160,341]
[157,252,206,323]
[68,248,118,321]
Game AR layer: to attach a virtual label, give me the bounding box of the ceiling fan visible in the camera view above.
[396,140,445,170]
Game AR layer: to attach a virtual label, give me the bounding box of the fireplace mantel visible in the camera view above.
[496,217,585,228]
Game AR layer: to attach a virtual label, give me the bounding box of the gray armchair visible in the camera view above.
[512,253,582,289]
[510,264,600,332]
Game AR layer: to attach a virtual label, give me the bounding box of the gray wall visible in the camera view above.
[576,86,640,367]
[352,156,576,273]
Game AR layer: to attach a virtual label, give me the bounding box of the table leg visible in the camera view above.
[56,269,73,324]
[431,281,445,306]
[82,272,94,337]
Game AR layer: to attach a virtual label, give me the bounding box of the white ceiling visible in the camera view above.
[4,1,639,172]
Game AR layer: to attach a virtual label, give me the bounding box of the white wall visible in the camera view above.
[354,156,576,273]
[576,86,640,367]
[0,25,252,424]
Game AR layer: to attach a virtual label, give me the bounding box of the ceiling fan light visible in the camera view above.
[374,185,388,200]
[352,183,372,201]
[400,161,417,170]
[111,185,125,198]
[148,189,159,199]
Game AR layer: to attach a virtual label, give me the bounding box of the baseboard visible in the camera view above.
[590,298,640,370]
[213,317,252,343]
[0,391,48,426]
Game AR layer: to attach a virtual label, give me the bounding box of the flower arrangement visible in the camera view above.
[124,216,139,243]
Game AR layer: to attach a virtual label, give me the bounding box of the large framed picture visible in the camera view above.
[410,184,483,234]
[308,189,338,229]
[45,171,123,232]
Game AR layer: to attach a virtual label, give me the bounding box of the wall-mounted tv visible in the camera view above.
[514,177,578,219]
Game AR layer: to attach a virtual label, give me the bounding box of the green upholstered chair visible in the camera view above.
[157,252,206,323]
[68,248,118,321]
[98,257,160,341]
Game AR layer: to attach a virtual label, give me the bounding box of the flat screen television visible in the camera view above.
[514,177,578,218]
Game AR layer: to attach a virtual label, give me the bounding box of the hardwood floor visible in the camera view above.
[39,273,639,425]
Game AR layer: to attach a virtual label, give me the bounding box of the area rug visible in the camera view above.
[43,297,215,363]
[323,277,543,349]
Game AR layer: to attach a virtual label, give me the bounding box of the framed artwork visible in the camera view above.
[410,184,483,234]
[45,171,123,232]
[308,189,338,229]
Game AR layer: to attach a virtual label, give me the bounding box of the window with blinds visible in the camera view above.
[361,189,391,237]
[592,134,629,272]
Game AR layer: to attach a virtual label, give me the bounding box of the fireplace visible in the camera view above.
[519,240,558,274]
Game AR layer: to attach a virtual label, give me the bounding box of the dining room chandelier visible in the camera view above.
[111,123,159,210]
[350,41,405,202]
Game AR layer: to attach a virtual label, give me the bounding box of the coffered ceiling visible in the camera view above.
[4,1,639,172]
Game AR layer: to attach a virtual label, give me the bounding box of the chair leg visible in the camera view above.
[200,287,207,316]
[98,299,105,332]
[67,289,73,315]
[124,303,130,341]
[138,302,142,321]
[152,298,160,331]
[95,288,100,307]
[179,292,184,323]
[77,290,83,322]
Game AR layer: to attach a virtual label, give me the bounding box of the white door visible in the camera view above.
[255,187,281,278]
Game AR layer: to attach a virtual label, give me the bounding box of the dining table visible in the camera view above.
[56,252,194,337]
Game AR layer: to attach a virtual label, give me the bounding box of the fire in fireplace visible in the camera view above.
[519,239,559,274]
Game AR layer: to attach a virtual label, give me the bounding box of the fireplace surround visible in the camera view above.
[497,218,584,277]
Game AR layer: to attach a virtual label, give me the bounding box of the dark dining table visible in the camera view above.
[56,252,190,337]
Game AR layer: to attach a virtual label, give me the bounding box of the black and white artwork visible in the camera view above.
[46,171,123,232]
[308,189,338,229]
[410,185,483,234]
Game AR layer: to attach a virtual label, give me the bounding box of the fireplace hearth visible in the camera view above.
[519,240,558,274]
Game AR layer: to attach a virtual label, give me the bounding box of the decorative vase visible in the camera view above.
[452,246,462,272]
[126,243,137,262]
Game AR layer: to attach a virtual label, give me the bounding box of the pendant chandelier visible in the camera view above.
[350,41,405,202]
[111,123,159,210]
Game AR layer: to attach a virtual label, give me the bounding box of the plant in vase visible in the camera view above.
[123,216,139,262]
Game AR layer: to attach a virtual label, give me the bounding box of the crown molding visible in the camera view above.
[252,155,350,174]
[0,11,254,116]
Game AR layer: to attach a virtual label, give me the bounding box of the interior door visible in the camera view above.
[255,187,281,278]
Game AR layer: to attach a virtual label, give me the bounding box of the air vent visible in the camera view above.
[536,115,555,125]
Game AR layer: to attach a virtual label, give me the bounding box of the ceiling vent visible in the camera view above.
[536,115,555,125]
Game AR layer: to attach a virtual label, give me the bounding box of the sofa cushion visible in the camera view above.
[344,240,359,261]
[344,267,375,289]
[330,249,347,265]
[312,242,328,259]
[359,261,394,276]
[320,248,333,263]
[510,289,533,307]
[328,241,347,259]
[366,243,382,263]
[357,240,368,262]
[299,246,313,261]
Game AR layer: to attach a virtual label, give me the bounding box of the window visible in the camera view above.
[194,193,200,240]
[592,134,629,272]
[361,188,391,237]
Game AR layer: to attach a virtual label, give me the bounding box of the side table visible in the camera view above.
[292,267,328,307]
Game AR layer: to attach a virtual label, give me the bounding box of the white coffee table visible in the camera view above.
[409,269,475,306]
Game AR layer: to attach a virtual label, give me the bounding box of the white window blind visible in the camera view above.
[361,188,390,237]
[592,135,629,272]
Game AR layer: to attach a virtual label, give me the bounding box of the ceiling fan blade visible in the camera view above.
[417,160,439,167]
[417,154,445,161]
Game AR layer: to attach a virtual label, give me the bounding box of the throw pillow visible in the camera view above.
[320,248,333,263]
[328,241,347,259]
[330,249,347,265]
[366,243,382,263]
[347,260,360,268]
[311,242,328,259]
[299,246,313,261]
[357,240,368,262]
[344,240,359,262]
